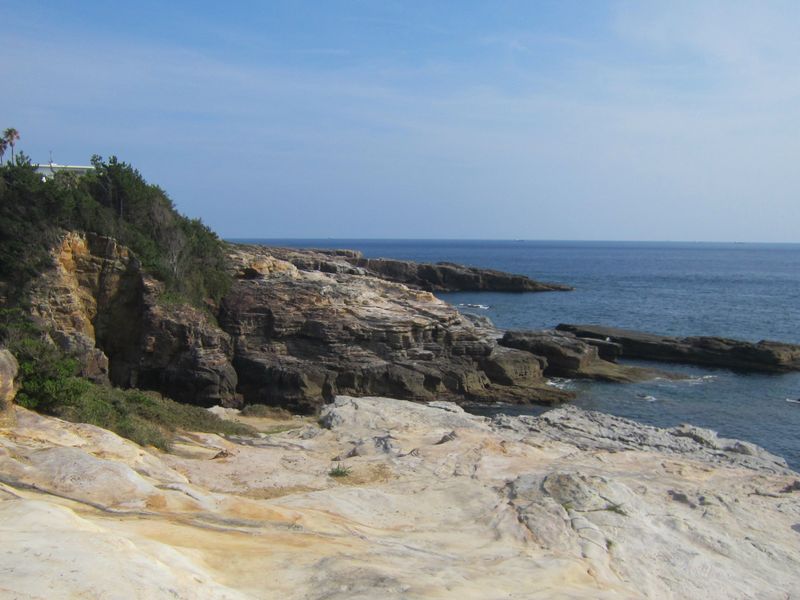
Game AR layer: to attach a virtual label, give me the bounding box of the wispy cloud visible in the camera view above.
[2,2,798,240]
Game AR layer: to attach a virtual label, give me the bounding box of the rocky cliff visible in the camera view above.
[27,232,238,406]
[1,396,798,599]
[220,244,567,412]
[24,234,586,412]
[31,235,730,413]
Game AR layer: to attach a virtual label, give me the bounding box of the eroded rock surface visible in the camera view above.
[558,323,800,372]
[26,232,238,405]
[0,349,18,424]
[220,244,569,412]
[1,397,798,599]
[24,235,580,410]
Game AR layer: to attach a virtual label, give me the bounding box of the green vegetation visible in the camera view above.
[0,152,230,306]
[0,134,246,449]
[240,404,294,419]
[328,462,352,478]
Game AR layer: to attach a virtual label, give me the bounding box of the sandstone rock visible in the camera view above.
[27,232,238,405]
[2,397,799,599]
[558,323,800,372]
[219,245,571,412]
[0,349,18,424]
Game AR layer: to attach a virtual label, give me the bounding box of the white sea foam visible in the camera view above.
[458,303,490,310]
[546,378,574,390]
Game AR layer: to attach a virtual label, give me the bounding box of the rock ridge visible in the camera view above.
[558,323,800,372]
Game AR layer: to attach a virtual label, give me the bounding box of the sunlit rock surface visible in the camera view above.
[2,397,799,599]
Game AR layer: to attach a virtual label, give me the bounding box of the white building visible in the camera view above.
[34,163,95,181]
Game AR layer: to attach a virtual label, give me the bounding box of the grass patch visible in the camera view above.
[328,462,352,478]
[240,404,294,419]
[39,383,255,451]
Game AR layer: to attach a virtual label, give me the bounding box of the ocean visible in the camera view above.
[238,239,800,470]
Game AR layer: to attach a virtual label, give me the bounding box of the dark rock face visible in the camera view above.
[500,330,675,383]
[557,324,800,373]
[254,246,573,293]
[350,258,573,292]
[219,245,570,413]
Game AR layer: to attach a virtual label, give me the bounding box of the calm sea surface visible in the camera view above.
[238,239,800,470]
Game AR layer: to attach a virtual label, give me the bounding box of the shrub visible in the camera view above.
[328,463,351,478]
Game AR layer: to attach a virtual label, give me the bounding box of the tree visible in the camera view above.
[3,128,20,162]
[0,138,6,165]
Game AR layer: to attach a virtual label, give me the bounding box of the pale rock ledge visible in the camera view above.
[1,396,799,599]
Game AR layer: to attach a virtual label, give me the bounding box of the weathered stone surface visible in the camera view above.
[500,329,676,382]
[558,323,800,372]
[219,244,571,412]
[27,232,238,405]
[0,349,18,424]
[1,398,798,599]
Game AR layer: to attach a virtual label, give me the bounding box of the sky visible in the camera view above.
[1,0,799,241]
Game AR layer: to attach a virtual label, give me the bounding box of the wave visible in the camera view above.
[546,377,574,390]
[458,303,490,310]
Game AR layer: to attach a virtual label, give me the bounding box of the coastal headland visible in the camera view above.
[2,159,800,598]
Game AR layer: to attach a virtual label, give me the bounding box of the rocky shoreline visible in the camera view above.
[25,234,800,416]
[4,235,800,598]
[1,394,798,598]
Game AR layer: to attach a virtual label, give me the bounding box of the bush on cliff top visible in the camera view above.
[0,154,230,306]
[1,309,253,449]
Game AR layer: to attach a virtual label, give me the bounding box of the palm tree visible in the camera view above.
[0,138,6,165]
[3,128,20,163]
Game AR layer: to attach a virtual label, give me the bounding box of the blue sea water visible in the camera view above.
[238,239,800,470]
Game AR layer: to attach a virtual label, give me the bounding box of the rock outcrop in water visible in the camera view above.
[499,329,675,382]
[558,323,800,372]
[259,245,573,292]
[1,397,798,599]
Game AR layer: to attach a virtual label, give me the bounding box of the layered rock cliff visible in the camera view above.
[27,232,237,406]
[24,234,582,412]
[1,396,798,599]
[220,244,566,412]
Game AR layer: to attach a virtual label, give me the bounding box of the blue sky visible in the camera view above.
[2,1,799,241]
